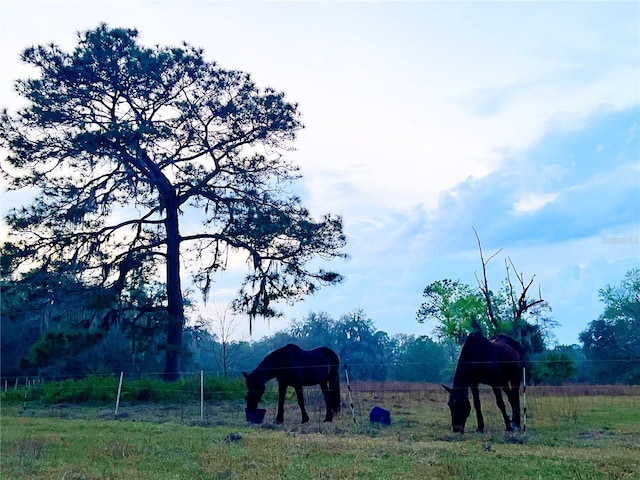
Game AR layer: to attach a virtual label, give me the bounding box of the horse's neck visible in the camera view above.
[452,365,471,390]
[256,357,277,382]
[452,345,476,389]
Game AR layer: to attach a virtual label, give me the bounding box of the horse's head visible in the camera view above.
[442,384,471,434]
[243,371,265,411]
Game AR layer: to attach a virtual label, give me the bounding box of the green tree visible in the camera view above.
[0,258,114,377]
[417,276,550,354]
[416,279,487,343]
[530,347,578,385]
[579,268,640,384]
[334,309,389,381]
[0,257,179,377]
[599,268,640,322]
[392,334,449,382]
[0,269,43,377]
[289,311,337,350]
[1,24,346,380]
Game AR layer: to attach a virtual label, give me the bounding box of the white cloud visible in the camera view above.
[513,193,558,213]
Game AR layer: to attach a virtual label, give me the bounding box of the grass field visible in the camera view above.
[2,384,639,479]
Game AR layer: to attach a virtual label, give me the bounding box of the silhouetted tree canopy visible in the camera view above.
[1,24,346,380]
[579,268,640,384]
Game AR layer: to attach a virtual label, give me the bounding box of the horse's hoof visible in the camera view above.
[475,428,484,433]
[275,418,284,424]
[301,417,309,424]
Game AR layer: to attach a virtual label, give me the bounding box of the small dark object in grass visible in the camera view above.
[437,433,464,442]
[369,406,391,425]
[245,408,266,424]
[505,432,525,444]
[223,433,242,444]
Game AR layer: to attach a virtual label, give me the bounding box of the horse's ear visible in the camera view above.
[442,384,452,393]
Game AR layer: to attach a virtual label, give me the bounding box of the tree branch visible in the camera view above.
[473,227,501,330]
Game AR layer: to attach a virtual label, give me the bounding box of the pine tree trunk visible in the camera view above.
[163,201,184,382]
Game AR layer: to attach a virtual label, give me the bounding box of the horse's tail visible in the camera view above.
[329,361,341,418]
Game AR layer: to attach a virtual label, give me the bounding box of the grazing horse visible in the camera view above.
[243,344,341,424]
[443,331,524,434]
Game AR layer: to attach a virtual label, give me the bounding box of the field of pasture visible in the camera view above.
[2,383,639,479]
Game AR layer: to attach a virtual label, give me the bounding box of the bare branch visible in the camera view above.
[506,256,545,323]
[473,227,501,330]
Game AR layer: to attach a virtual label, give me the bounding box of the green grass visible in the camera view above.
[2,385,639,479]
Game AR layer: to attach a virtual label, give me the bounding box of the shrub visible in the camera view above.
[39,376,120,404]
[1,374,246,406]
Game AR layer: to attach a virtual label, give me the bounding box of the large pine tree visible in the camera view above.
[1,24,346,380]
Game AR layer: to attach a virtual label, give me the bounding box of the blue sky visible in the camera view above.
[1,1,638,345]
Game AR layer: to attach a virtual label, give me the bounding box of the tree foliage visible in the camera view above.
[416,279,486,343]
[579,268,640,384]
[530,346,579,385]
[0,260,181,377]
[391,334,449,382]
[1,24,346,380]
[417,277,552,355]
[288,309,391,380]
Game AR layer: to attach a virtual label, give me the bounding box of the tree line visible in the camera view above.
[2,265,638,385]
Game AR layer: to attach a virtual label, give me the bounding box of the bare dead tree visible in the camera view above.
[210,304,247,377]
[504,257,545,324]
[472,228,546,339]
[473,227,502,331]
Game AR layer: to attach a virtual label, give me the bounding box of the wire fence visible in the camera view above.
[3,357,638,389]
[2,362,639,435]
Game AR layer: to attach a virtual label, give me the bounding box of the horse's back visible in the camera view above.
[277,344,338,366]
[490,335,525,386]
[268,344,338,386]
[311,346,339,366]
[456,333,524,388]
[491,335,525,367]
[265,343,301,365]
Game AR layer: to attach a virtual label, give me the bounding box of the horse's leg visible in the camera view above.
[471,386,484,433]
[294,385,309,423]
[319,381,332,422]
[492,385,513,432]
[276,382,287,424]
[505,385,521,429]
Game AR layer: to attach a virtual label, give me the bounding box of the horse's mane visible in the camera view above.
[252,345,297,378]
[491,334,525,367]
[452,332,488,386]
[458,331,488,361]
[254,344,316,377]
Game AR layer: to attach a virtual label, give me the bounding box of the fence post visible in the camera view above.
[23,381,29,410]
[522,365,527,435]
[344,365,356,424]
[200,370,204,422]
[115,372,124,418]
